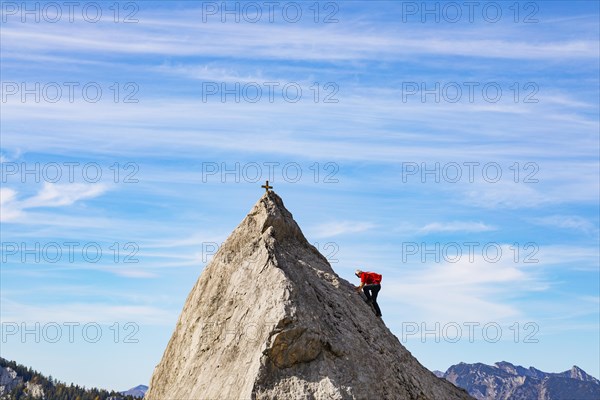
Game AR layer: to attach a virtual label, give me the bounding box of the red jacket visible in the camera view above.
[360,272,382,285]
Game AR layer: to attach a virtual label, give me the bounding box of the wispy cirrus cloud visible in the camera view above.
[3,12,598,62]
[530,215,598,233]
[0,297,173,325]
[310,220,376,238]
[0,187,21,220]
[153,63,279,84]
[419,221,496,234]
[462,181,551,209]
[380,241,599,325]
[21,182,108,208]
[381,244,547,324]
[1,182,109,222]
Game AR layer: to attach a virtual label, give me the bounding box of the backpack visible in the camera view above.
[365,272,382,284]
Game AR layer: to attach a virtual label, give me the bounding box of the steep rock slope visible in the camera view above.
[146,192,473,400]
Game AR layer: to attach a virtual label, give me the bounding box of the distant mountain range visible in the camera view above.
[435,361,600,400]
[120,384,148,397]
[3,355,599,400]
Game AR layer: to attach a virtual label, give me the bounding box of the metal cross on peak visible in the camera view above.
[261,180,273,193]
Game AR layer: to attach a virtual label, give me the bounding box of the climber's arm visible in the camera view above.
[355,281,365,292]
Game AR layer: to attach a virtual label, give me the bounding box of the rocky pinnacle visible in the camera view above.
[145,191,474,400]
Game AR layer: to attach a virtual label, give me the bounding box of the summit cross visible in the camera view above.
[261,180,273,193]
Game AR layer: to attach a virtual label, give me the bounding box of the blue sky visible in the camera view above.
[1,0,598,391]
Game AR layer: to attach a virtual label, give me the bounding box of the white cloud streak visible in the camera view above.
[530,215,598,233]
[419,221,496,234]
[310,221,376,238]
[1,183,109,222]
[3,16,598,61]
[0,298,173,325]
[380,244,548,323]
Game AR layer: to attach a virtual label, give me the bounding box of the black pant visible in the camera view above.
[363,284,382,316]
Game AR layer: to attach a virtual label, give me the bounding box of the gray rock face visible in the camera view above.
[146,192,473,400]
[0,368,44,400]
[432,370,445,378]
[557,366,599,383]
[25,381,44,399]
[0,367,22,396]
[442,361,600,400]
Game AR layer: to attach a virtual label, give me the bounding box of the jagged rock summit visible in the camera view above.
[146,191,473,400]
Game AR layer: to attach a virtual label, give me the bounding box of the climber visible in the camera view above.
[355,269,382,317]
